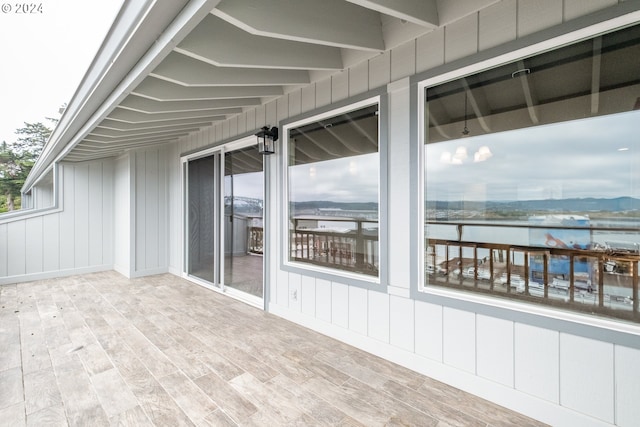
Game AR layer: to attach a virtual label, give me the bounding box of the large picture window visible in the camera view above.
[423,24,640,322]
[285,101,379,277]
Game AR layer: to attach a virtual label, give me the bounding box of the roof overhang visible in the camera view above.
[25,0,536,191]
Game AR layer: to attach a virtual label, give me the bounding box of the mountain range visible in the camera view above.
[427,197,640,212]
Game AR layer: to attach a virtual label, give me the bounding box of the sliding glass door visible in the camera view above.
[185,141,264,303]
[224,146,264,299]
[187,155,218,284]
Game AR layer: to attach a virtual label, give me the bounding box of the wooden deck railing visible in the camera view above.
[426,221,639,322]
[290,218,379,276]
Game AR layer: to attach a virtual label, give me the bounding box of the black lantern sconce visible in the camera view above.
[255,126,278,155]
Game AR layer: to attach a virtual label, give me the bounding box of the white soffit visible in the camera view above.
[55,0,620,164]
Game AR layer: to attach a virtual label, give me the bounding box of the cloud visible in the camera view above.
[289,153,379,203]
[426,111,639,201]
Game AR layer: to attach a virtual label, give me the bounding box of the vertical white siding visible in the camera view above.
[442,307,476,373]
[331,71,349,104]
[348,286,368,336]
[349,61,369,96]
[288,90,302,117]
[414,300,442,361]
[514,323,560,403]
[369,51,391,89]
[32,182,55,209]
[517,0,563,38]
[88,163,104,266]
[416,27,445,73]
[391,41,416,81]
[315,278,332,323]
[389,295,414,352]
[0,160,114,284]
[114,155,131,276]
[316,77,332,107]
[301,84,316,113]
[167,143,182,274]
[564,0,618,21]
[445,13,479,63]
[288,272,302,312]
[74,164,90,268]
[42,214,59,272]
[59,165,75,270]
[331,282,349,329]
[615,345,640,427]
[368,290,390,343]
[132,147,170,276]
[25,217,44,274]
[7,221,26,276]
[300,275,316,317]
[559,334,615,423]
[476,315,514,387]
[479,0,517,51]
[0,223,7,277]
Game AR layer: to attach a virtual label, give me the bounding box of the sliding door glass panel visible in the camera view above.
[224,146,264,298]
[188,155,218,284]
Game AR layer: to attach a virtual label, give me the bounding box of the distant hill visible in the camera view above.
[427,197,640,213]
[281,197,640,216]
[291,201,379,211]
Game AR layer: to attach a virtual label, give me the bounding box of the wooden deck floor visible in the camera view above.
[0,271,546,426]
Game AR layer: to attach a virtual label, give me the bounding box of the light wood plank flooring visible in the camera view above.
[0,271,547,426]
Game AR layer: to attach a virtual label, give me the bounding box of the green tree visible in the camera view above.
[0,141,30,211]
[13,120,54,159]
[0,120,54,212]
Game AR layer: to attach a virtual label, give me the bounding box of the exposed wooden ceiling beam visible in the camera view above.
[108,108,232,123]
[176,15,343,70]
[132,77,283,101]
[98,117,215,131]
[118,95,257,113]
[90,123,203,138]
[84,130,193,144]
[213,0,385,51]
[345,0,438,28]
[151,52,311,86]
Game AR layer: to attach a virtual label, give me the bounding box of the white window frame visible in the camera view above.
[416,12,640,334]
[280,96,382,285]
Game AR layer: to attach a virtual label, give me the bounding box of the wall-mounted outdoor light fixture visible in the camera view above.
[255,126,278,155]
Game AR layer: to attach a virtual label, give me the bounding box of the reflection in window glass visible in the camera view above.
[224,147,264,298]
[424,24,640,323]
[287,104,379,276]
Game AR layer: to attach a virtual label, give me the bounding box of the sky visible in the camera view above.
[289,153,379,203]
[0,0,124,145]
[425,111,639,202]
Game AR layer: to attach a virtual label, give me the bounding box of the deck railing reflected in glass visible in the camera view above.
[425,221,639,322]
[290,217,379,276]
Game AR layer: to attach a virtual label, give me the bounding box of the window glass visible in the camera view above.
[287,104,379,277]
[224,146,264,298]
[424,25,640,322]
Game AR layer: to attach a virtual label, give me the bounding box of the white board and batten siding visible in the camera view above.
[0,160,114,284]
[166,2,639,426]
[114,147,170,278]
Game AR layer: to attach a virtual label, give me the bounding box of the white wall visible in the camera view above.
[113,154,132,276]
[163,1,638,426]
[133,147,169,276]
[0,160,114,284]
[114,147,170,278]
